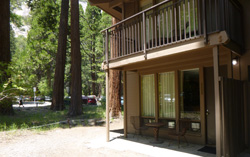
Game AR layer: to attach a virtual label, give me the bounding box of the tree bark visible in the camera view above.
[0,0,10,76]
[91,37,96,95]
[109,17,121,118]
[51,0,69,111]
[68,0,82,116]
[0,0,13,115]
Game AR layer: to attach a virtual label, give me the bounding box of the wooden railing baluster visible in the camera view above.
[188,0,191,38]
[102,0,210,60]
[184,0,186,39]
[170,6,173,43]
[179,4,182,41]
[151,15,153,48]
[166,7,169,44]
[174,5,177,42]
[193,0,196,36]
[158,12,161,46]
[162,9,165,45]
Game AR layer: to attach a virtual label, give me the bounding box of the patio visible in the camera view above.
[106,128,215,157]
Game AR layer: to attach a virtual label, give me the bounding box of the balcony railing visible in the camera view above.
[102,0,243,63]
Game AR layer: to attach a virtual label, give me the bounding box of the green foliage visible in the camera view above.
[82,105,106,119]
[0,105,106,131]
[0,98,14,115]
[37,78,52,96]
[80,3,111,96]
[10,1,112,102]
[10,0,24,28]
[11,0,61,96]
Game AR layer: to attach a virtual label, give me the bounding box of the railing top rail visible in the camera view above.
[101,0,173,33]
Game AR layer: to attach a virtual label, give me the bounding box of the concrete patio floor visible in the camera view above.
[91,128,216,157]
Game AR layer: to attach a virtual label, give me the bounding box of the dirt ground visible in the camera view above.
[0,119,147,157]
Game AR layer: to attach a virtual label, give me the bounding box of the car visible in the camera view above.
[82,95,88,104]
[87,96,97,105]
[64,96,71,105]
[121,96,124,105]
[98,96,105,101]
[23,96,31,101]
[45,96,52,101]
[36,96,45,101]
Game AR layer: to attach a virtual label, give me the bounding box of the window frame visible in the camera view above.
[139,67,203,134]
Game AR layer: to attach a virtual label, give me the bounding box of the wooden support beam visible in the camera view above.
[106,70,110,142]
[213,46,222,157]
[109,0,122,8]
[123,71,127,138]
[89,0,112,5]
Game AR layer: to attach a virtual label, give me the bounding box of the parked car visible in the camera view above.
[121,96,124,105]
[82,95,88,104]
[23,96,31,101]
[87,96,97,105]
[64,96,71,105]
[45,96,52,101]
[36,96,45,101]
[98,96,105,101]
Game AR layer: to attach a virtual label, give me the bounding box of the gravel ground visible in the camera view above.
[0,119,147,157]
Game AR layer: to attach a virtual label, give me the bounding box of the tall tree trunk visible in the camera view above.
[109,18,121,118]
[51,0,69,111]
[0,0,10,77]
[0,0,13,115]
[91,37,96,95]
[68,0,82,116]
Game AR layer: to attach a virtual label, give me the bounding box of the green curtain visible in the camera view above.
[159,72,175,118]
[141,74,155,117]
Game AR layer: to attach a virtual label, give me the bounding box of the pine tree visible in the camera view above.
[51,0,69,111]
[68,0,82,116]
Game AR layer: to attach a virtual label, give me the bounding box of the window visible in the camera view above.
[179,68,200,120]
[158,72,175,118]
[141,74,155,117]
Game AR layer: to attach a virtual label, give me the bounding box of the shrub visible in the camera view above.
[0,98,14,115]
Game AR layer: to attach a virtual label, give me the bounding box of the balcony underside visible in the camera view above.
[103,31,230,70]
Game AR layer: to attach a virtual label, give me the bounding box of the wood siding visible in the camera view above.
[221,77,246,156]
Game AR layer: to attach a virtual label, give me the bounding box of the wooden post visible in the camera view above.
[213,46,222,157]
[105,30,109,65]
[202,0,208,44]
[123,71,127,138]
[106,69,110,142]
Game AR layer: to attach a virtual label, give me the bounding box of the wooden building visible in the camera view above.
[88,0,250,156]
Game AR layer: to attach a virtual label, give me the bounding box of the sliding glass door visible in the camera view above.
[179,68,200,120]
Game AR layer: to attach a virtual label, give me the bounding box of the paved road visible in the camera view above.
[13,101,51,108]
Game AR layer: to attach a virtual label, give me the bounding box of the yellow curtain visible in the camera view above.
[159,72,175,118]
[141,74,155,117]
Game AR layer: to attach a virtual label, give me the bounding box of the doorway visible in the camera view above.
[204,66,227,145]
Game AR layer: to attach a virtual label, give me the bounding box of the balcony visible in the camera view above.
[102,0,243,69]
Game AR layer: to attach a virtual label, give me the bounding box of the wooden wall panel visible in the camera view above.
[126,71,140,133]
[221,77,245,156]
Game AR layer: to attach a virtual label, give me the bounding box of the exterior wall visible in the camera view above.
[124,1,138,19]
[124,48,232,145]
[239,0,250,148]
[120,0,249,146]
[239,0,250,81]
[126,71,140,133]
